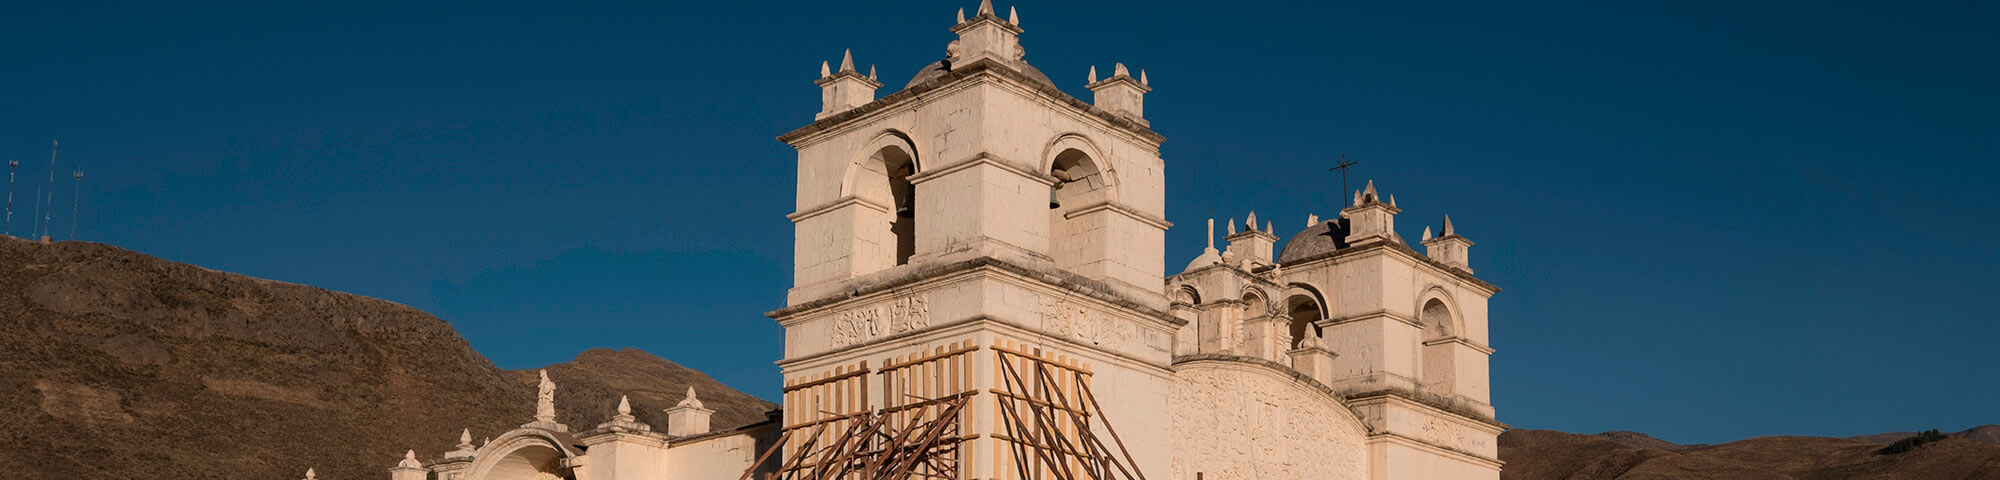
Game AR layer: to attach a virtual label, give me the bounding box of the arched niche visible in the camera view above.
[842,131,920,266]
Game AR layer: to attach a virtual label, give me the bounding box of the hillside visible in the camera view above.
[0,238,775,479]
[1501,428,2000,480]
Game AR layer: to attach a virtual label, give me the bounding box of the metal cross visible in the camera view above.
[1329,154,1360,197]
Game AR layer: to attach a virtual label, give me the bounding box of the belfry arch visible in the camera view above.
[844,131,920,267]
[1418,289,1463,396]
[1282,284,1327,349]
[1044,135,1117,275]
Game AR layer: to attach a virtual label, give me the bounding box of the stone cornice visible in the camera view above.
[1345,388,1507,430]
[1366,431,1505,468]
[776,59,1165,147]
[1422,335,1497,355]
[786,196,890,223]
[907,151,1056,186]
[1279,241,1500,295]
[1062,201,1173,230]
[766,256,1183,327]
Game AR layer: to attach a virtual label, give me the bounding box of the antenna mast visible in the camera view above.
[70,168,83,241]
[5,159,16,237]
[42,140,57,242]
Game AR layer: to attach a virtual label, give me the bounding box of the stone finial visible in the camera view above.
[868,65,877,81]
[1088,65,1098,83]
[677,386,705,409]
[1246,211,1258,230]
[819,61,830,78]
[1389,194,1397,208]
[1362,180,1379,202]
[1206,218,1215,249]
[1307,214,1319,226]
[1113,62,1129,77]
[1422,226,1434,241]
[978,0,994,15]
[1352,189,1363,206]
[1227,218,1237,235]
[666,386,716,436]
[1266,221,1273,234]
[304,467,317,480]
[1140,69,1149,86]
[599,393,651,432]
[1442,214,1455,236]
[1009,6,1018,25]
[399,450,422,468]
[1301,326,1326,349]
[449,428,477,459]
[839,49,855,73]
[957,7,965,23]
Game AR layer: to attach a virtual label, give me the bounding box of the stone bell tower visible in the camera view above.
[765,1,1177,478]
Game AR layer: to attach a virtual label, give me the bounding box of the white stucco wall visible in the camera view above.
[1171,359,1368,480]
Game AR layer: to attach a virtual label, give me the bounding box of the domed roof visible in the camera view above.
[1181,247,1223,274]
[906,59,1057,90]
[1278,218,1409,264]
[1278,219,1351,264]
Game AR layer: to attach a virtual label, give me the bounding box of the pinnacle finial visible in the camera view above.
[617,395,632,415]
[1088,65,1098,83]
[1009,6,1018,25]
[1266,221,1273,234]
[1352,189,1363,206]
[1206,218,1215,249]
[1140,69,1149,86]
[398,449,422,468]
[1363,179,1378,198]
[1442,214,1456,236]
[459,428,472,445]
[868,65,877,80]
[1307,214,1320,226]
[957,7,965,23]
[820,61,830,78]
[1389,194,1397,208]
[676,385,706,409]
[1422,226,1434,241]
[406,450,417,460]
[1227,218,1237,235]
[305,467,317,480]
[1246,211,1258,230]
[1113,63,1129,77]
[978,0,994,15]
[839,49,855,73]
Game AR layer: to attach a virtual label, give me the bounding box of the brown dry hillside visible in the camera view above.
[0,238,775,480]
[1501,428,2000,480]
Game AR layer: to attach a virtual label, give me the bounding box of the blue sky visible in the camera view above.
[2,0,1994,444]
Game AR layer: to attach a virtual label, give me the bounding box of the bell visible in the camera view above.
[896,195,915,218]
[1048,185,1061,209]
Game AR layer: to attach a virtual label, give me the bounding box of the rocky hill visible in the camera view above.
[1501,427,2000,479]
[0,238,775,479]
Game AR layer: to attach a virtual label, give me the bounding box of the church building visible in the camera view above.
[378,3,1503,479]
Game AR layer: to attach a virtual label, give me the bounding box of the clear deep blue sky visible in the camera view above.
[3,0,1995,444]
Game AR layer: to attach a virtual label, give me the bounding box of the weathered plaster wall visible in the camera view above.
[1170,360,1368,480]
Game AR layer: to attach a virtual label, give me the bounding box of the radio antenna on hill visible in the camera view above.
[6,159,17,237]
[70,168,83,241]
[42,140,58,242]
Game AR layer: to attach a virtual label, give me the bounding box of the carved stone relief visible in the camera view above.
[829,294,931,348]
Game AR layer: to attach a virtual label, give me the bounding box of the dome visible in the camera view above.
[1182,247,1223,274]
[906,59,1057,90]
[1277,219,1351,264]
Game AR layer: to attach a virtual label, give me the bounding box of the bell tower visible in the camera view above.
[767,2,1177,478]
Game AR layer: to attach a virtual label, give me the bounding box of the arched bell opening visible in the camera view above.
[1285,294,1324,349]
[853,142,919,266]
